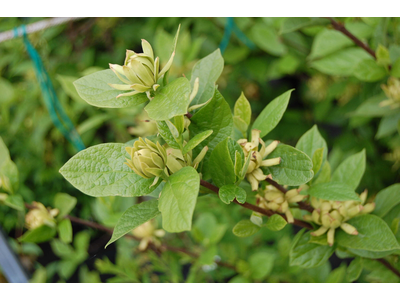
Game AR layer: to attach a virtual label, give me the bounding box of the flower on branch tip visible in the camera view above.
[125,137,208,183]
[109,39,175,99]
[25,202,59,230]
[380,77,400,109]
[132,220,165,251]
[303,189,375,246]
[237,129,281,191]
[257,185,307,223]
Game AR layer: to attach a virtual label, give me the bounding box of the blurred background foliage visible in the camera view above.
[0,17,399,283]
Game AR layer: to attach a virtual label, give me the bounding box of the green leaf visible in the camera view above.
[346,257,363,282]
[310,48,372,76]
[295,125,328,168]
[352,93,393,117]
[376,44,391,68]
[312,148,324,175]
[189,89,233,178]
[233,116,248,138]
[232,220,260,237]
[376,113,400,139]
[265,214,287,231]
[331,149,366,190]
[190,49,224,106]
[209,138,236,187]
[106,199,160,247]
[145,77,191,120]
[312,160,331,185]
[158,167,199,232]
[219,184,246,204]
[280,17,330,34]
[336,214,400,254]
[391,57,400,78]
[234,92,251,125]
[183,130,213,155]
[265,144,314,186]
[289,231,334,268]
[58,219,73,244]
[374,184,400,218]
[250,23,287,56]
[53,193,77,219]
[0,159,19,194]
[353,59,387,82]
[19,225,57,244]
[156,121,181,149]
[73,70,148,108]
[0,137,11,169]
[309,24,372,60]
[302,182,361,201]
[249,252,275,280]
[2,194,24,211]
[191,213,227,246]
[252,89,293,138]
[326,264,347,283]
[59,143,159,197]
[56,74,84,103]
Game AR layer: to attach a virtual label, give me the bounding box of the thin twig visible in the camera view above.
[265,178,287,193]
[24,203,236,270]
[326,17,376,59]
[200,179,313,230]
[377,258,400,279]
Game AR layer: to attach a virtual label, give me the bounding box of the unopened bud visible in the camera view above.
[340,223,358,235]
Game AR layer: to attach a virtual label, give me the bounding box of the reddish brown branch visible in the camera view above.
[24,203,235,270]
[265,178,288,193]
[377,258,400,279]
[326,17,376,59]
[200,179,313,230]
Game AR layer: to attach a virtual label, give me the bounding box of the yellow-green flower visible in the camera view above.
[109,39,175,99]
[125,138,208,182]
[380,77,400,109]
[237,129,281,191]
[132,220,165,251]
[25,202,59,230]
[303,190,375,246]
[257,185,307,223]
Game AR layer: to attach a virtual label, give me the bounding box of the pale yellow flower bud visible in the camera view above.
[25,202,58,230]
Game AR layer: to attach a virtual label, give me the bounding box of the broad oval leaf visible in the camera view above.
[252,89,293,138]
[209,139,236,188]
[265,214,287,231]
[53,193,77,219]
[295,125,328,167]
[374,184,400,218]
[106,199,161,247]
[58,219,73,244]
[59,143,158,197]
[336,214,400,254]
[190,49,224,106]
[19,225,57,244]
[264,144,314,186]
[310,48,372,76]
[232,220,260,237]
[158,166,200,232]
[353,59,387,82]
[219,184,246,204]
[289,231,334,268]
[189,89,233,179]
[145,77,191,120]
[302,182,361,202]
[249,23,287,56]
[234,92,252,125]
[331,149,366,190]
[73,69,148,108]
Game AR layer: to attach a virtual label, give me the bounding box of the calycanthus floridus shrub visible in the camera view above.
[51,25,400,277]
